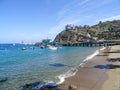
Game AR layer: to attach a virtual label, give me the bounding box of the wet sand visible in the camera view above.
[58,46,120,90]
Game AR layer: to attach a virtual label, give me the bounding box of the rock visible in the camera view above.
[54,30,80,44]
[49,63,66,67]
[0,77,8,83]
[44,82,57,88]
[40,87,49,90]
[68,85,77,90]
[20,82,41,90]
[20,81,57,90]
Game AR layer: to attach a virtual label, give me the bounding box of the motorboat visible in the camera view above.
[47,45,57,50]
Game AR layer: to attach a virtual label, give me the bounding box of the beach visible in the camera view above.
[101,45,120,90]
[58,45,120,90]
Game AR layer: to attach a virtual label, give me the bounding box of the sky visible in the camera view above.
[0,0,120,43]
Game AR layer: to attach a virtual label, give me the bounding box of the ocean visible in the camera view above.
[0,44,99,89]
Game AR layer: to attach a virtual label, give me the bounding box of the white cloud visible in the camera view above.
[100,15,120,22]
[48,0,90,35]
[48,18,81,35]
[57,0,90,21]
[47,0,119,39]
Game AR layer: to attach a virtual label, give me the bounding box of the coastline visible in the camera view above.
[58,46,112,90]
[57,47,102,85]
[0,45,99,90]
[2,45,119,90]
[21,46,106,90]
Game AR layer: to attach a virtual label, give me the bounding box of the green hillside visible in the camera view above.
[54,20,120,43]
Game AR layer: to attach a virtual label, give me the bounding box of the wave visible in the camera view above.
[57,46,105,84]
[57,68,78,84]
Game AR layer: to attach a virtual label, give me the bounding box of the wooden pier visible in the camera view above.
[61,40,120,47]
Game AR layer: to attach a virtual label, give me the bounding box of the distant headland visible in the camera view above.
[54,20,120,44]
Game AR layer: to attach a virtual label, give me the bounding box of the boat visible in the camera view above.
[21,47,26,50]
[40,45,45,49]
[47,45,57,50]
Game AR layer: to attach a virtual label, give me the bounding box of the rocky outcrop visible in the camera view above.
[20,81,57,90]
[0,77,8,83]
[54,30,85,44]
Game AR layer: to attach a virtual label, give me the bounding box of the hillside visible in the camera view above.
[54,20,120,44]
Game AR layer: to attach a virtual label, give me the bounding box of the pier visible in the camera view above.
[60,40,120,47]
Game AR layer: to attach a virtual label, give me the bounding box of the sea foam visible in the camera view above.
[57,47,105,84]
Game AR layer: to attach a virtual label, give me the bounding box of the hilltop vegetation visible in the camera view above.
[54,20,120,44]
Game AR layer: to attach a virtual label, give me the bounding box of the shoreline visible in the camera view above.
[21,46,105,90]
[57,47,103,85]
[18,45,120,90]
[58,46,112,90]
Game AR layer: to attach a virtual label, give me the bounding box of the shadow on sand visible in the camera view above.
[107,58,120,62]
[97,54,109,56]
[94,64,120,69]
[104,50,120,53]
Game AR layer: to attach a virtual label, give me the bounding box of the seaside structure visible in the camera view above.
[34,39,57,46]
[42,39,57,45]
[65,24,89,31]
[61,40,120,47]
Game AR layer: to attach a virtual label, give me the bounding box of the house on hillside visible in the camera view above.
[85,33,91,38]
[65,24,73,30]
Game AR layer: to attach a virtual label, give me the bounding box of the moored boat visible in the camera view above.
[22,47,26,50]
[47,45,57,50]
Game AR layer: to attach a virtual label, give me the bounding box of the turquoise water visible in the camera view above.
[0,44,98,89]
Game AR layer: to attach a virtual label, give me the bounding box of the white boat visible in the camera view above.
[21,47,26,50]
[47,45,57,50]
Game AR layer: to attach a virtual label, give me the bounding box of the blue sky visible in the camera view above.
[0,0,120,43]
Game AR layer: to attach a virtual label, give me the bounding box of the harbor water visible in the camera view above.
[0,44,99,89]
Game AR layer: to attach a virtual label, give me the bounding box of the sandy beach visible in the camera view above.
[58,45,120,90]
[101,45,120,90]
